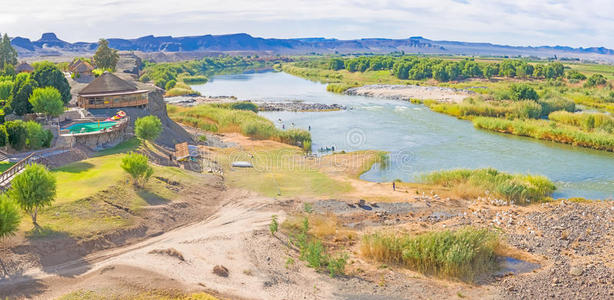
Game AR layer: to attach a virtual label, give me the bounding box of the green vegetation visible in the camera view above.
[135,115,162,141]
[10,72,38,115]
[0,194,21,239]
[29,86,64,118]
[180,75,208,84]
[31,62,72,104]
[548,111,613,133]
[168,103,311,149]
[361,227,499,281]
[0,33,17,71]
[121,152,154,187]
[286,216,347,277]
[269,215,279,235]
[421,168,555,204]
[9,163,57,226]
[2,120,52,150]
[473,117,614,151]
[93,39,119,71]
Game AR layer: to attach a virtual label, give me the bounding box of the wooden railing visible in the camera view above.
[0,147,67,191]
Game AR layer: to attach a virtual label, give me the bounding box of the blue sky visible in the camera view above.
[1,0,613,48]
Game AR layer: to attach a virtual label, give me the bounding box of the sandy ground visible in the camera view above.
[345,84,473,103]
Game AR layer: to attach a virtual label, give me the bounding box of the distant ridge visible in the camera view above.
[10,32,614,62]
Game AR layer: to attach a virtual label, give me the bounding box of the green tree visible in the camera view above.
[0,125,7,147]
[328,58,345,70]
[9,163,56,227]
[4,120,27,150]
[10,73,38,115]
[584,74,607,87]
[0,195,20,240]
[31,62,72,104]
[509,84,539,101]
[0,80,12,100]
[29,86,64,119]
[93,39,119,71]
[24,121,48,150]
[121,152,153,187]
[0,34,18,70]
[135,115,162,141]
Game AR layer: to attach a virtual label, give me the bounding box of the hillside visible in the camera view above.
[11,32,614,63]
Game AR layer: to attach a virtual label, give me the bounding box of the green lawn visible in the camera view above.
[0,161,15,172]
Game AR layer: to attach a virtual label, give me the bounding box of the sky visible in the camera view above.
[1,0,613,48]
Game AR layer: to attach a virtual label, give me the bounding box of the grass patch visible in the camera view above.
[0,161,15,172]
[361,227,499,281]
[421,168,555,204]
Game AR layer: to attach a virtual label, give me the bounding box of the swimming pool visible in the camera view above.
[64,121,118,134]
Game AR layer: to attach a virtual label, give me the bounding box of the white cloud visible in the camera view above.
[1,0,613,48]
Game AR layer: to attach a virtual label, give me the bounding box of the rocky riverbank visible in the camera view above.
[165,96,346,111]
[345,84,474,103]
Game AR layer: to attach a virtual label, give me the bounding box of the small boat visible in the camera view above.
[232,161,253,168]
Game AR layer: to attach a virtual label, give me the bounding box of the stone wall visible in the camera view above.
[72,125,130,151]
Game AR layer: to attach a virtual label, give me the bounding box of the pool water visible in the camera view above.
[65,121,117,134]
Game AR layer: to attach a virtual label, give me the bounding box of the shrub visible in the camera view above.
[164,80,176,90]
[29,86,64,118]
[121,152,154,187]
[134,115,162,141]
[566,70,586,81]
[509,84,538,101]
[9,163,56,226]
[0,195,21,239]
[180,75,208,84]
[538,97,575,116]
[229,102,258,113]
[5,120,27,150]
[421,167,555,204]
[24,121,48,150]
[584,74,607,87]
[165,87,201,97]
[361,227,499,281]
[269,215,279,235]
[0,80,13,100]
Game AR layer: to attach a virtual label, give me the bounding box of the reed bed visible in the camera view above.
[421,168,556,204]
[361,227,499,281]
[548,111,614,133]
[473,117,614,152]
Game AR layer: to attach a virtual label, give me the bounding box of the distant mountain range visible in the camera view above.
[11,32,614,63]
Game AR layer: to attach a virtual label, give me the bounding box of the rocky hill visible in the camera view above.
[11,32,614,62]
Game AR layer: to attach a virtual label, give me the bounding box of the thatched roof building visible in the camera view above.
[77,72,148,109]
[15,62,34,73]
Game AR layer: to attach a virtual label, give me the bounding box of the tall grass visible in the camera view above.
[167,104,311,149]
[549,111,614,133]
[361,227,499,281]
[473,117,614,151]
[326,83,359,93]
[427,98,542,119]
[421,168,555,204]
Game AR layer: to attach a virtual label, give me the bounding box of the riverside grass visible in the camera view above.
[167,104,311,149]
[421,168,556,204]
[473,117,614,152]
[548,111,614,133]
[361,227,499,281]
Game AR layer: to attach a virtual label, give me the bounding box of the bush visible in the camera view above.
[566,70,587,80]
[0,80,13,100]
[229,102,258,112]
[0,195,21,240]
[361,227,499,281]
[509,84,538,101]
[538,97,576,116]
[269,215,279,235]
[29,86,64,118]
[5,120,27,150]
[134,115,162,141]
[121,152,154,187]
[180,75,208,84]
[164,80,176,90]
[25,121,49,150]
[9,163,56,226]
[584,74,607,87]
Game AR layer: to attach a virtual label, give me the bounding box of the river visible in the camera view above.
[191,71,614,200]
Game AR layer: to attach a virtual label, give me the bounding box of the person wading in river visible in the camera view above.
[392,181,396,191]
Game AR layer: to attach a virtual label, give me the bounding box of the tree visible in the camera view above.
[584,74,607,88]
[29,87,64,119]
[0,195,20,240]
[0,80,12,100]
[4,120,27,150]
[135,115,162,141]
[0,125,7,147]
[121,153,153,187]
[509,84,539,101]
[31,62,71,104]
[328,58,344,71]
[93,39,119,71]
[9,163,56,227]
[10,73,38,115]
[0,34,17,70]
[24,121,48,150]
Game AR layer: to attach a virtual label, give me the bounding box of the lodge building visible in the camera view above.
[77,72,149,109]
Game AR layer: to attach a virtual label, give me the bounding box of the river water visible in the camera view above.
[191,71,614,199]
